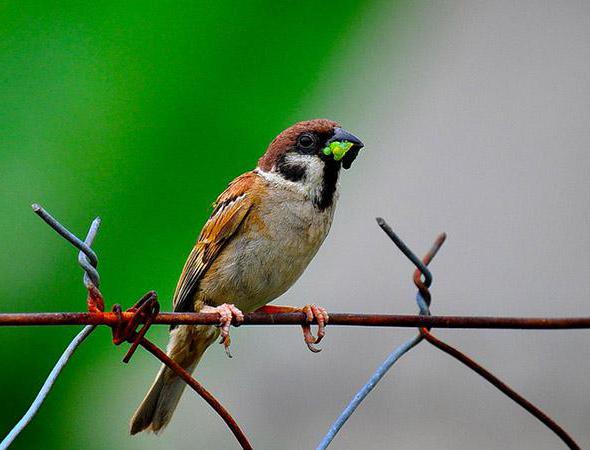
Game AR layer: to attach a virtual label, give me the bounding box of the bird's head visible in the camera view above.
[257,119,363,209]
[258,119,364,176]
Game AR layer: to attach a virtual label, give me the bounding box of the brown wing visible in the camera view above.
[172,172,256,315]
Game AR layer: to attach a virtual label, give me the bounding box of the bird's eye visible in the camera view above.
[297,133,316,151]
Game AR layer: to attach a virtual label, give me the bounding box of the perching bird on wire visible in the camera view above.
[130,119,364,434]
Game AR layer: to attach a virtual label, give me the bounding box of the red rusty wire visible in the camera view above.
[107,291,253,450]
[420,329,580,450]
[411,237,580,449]
[138,338,252,450]
[2,311,590,329]
[8,204,585,450]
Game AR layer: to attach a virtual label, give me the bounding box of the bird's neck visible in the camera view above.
[255,159,341,211]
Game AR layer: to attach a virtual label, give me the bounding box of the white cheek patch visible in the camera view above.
[256,154,339,205]
[281,154,325,191]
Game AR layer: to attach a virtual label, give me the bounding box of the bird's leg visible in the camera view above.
[202,303,244,358]
[254,304,329,353]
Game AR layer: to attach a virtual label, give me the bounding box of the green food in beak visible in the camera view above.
[322,141,355,161]
[324,127,364,169]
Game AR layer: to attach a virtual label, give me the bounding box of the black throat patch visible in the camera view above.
[314,159,340,211]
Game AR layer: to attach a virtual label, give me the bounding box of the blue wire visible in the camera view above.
[0,325,95,450]
[317,333,424,450]
[1,207,101,449]
[317,290,431,449]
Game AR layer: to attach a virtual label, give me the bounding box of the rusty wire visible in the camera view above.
[420,331,581,449]
[319,219,580,449]
[1,206,587,449]
[402,220,579,449]
[0,205,252,450]
[317,220,446,449]
[410,238,580,449]
[3,312,590,329]
[395,220,578,449]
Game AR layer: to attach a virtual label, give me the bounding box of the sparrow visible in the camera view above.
[130,118,364,435]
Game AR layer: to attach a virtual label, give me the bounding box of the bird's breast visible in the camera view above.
[200,187,336,311]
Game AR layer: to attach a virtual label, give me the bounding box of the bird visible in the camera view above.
[129,118,364,435]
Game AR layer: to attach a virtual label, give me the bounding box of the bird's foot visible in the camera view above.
[301,304,329,353]
[202,303,244,358]
[254,304,329,353]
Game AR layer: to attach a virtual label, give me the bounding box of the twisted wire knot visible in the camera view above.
[111,291,160,363]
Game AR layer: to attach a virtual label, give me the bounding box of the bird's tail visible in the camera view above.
[129,324,219,435]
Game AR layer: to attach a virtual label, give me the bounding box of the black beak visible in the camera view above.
[327,127,364,170]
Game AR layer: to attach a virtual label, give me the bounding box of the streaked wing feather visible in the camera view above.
[172,173,255,314]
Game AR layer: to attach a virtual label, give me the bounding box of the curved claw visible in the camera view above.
[202,303,244,358]
[301,304,329,353]
[306,340,323,353]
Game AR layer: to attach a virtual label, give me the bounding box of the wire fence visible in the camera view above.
[0,204,587,449]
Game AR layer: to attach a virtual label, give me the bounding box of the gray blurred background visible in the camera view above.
[228,2,590,449]
[3,1,590,449]
[173,2,590,448]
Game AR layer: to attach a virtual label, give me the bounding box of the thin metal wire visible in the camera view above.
[31,204,100,287]
[411,247,580,448]
[2,207,584,449]
[5,205,253,450]
[421,330,581,449]
[320,220,580,449]
[0,325,95,450]
[376,217,433,287]
[77,218,101,288]
[317,220,444,449]
[3,311,590,329]
[1,211,101,450]
[317,334,423,449]
[138,338,252,449]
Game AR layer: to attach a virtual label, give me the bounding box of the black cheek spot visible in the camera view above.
[277,156,307,182]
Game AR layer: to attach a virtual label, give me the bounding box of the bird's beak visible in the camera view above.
[323,127,364,170]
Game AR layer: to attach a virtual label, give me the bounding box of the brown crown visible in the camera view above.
[257,119,340,171]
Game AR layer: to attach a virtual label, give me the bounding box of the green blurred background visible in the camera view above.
[3,1,590,449]
[1,1,402,448]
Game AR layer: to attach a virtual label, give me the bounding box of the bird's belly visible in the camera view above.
[200,198,334,311]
